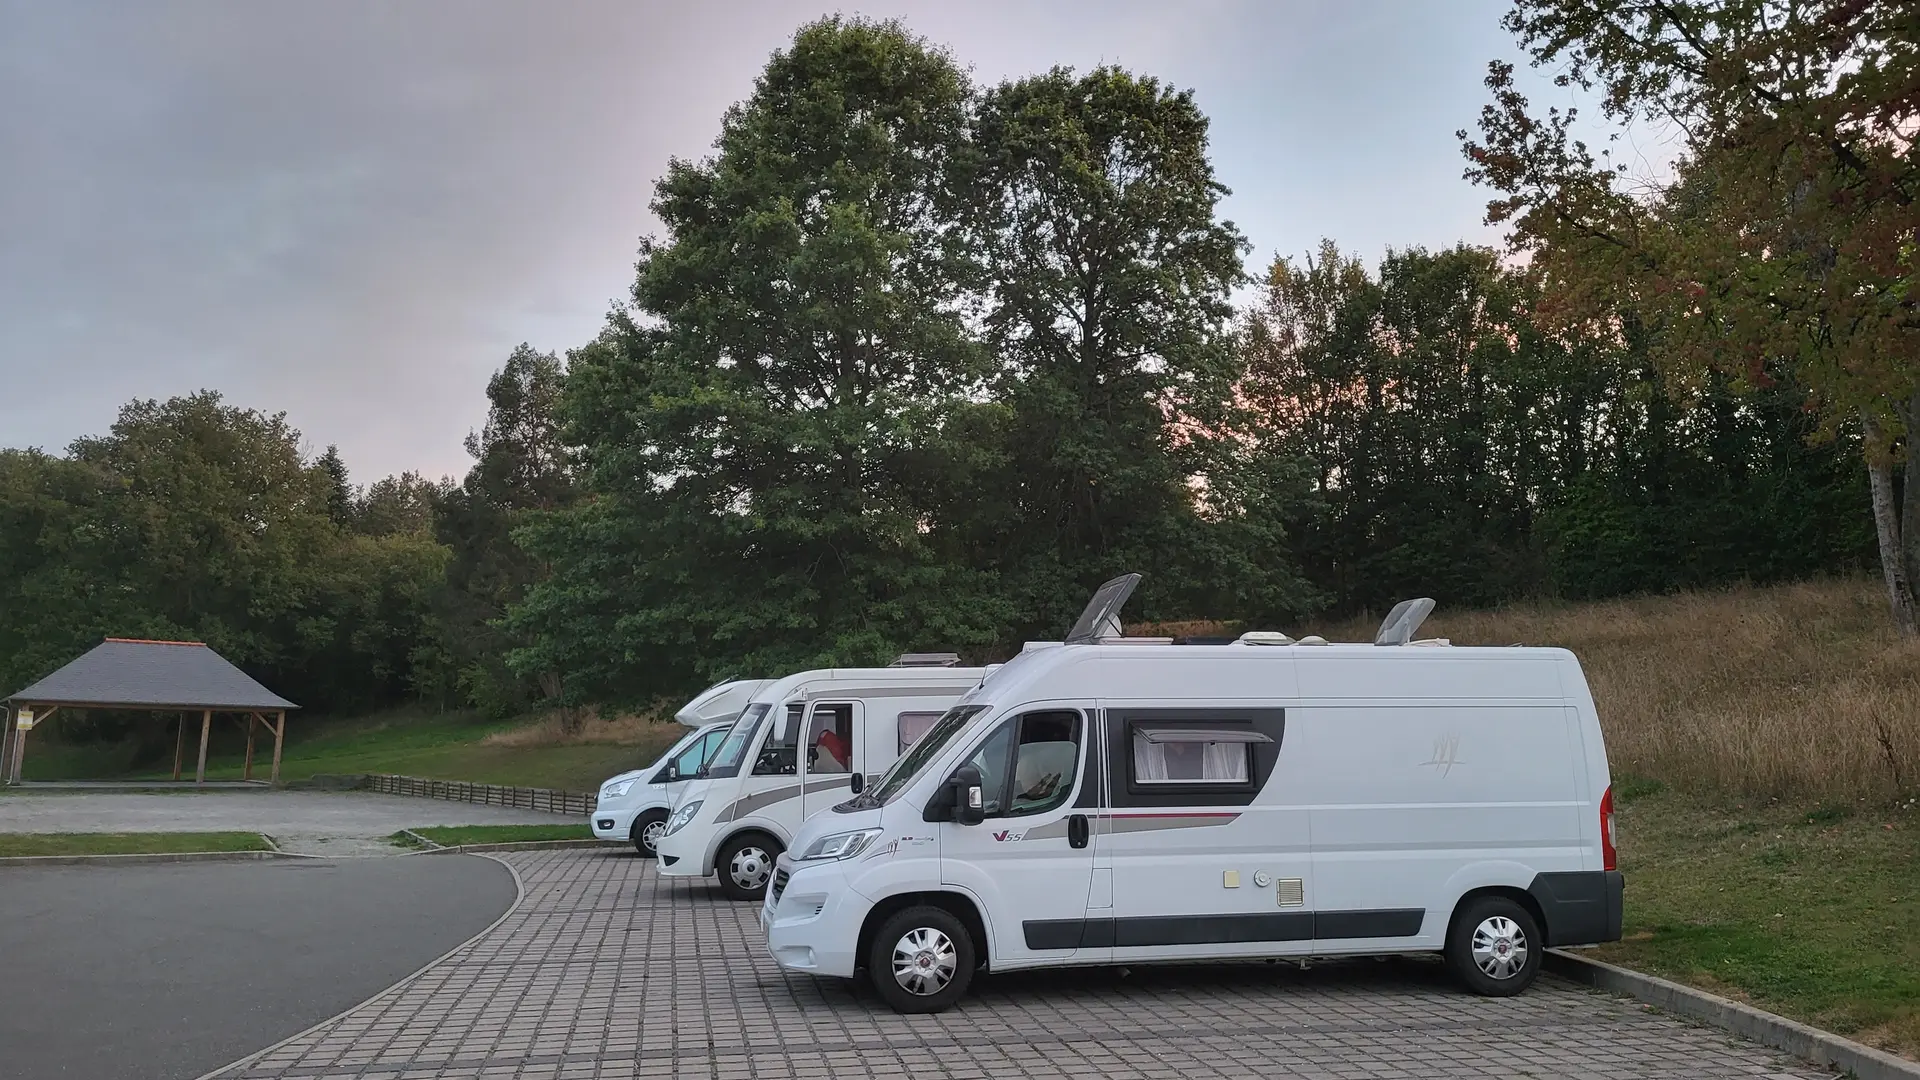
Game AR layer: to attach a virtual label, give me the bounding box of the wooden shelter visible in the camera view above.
[2,638,299,785]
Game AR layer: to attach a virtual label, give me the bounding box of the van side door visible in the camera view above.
[798,700,860,817]
[937,705,1104,969]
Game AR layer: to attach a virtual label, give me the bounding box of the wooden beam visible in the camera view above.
[0,706,14,783]
[195,708,211,784]
[269,712,285,785]
[173,714,186,780]
[243,712,257,782]
[5,707,23,785]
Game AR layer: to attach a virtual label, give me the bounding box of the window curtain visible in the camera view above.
[1132,737,1170,781]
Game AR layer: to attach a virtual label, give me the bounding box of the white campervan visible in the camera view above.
[654,658,989,900]
[762,575,1623,1013]
[589,678,772,855]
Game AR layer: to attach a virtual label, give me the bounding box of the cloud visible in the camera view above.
[0,0,1549,480]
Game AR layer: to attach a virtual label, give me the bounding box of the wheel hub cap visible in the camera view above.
[891,928,957,996]
[1470,915,1529,980]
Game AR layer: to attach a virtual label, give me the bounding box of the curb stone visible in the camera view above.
[407,838,624,855]
[0,849,312,868]
[1546,949,1920,1080]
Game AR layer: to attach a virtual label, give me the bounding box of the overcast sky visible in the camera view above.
[0,0,1584,482]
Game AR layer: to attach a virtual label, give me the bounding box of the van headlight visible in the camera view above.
[601,779,636,800]
[664,800,703,837]
[799,828,882,862]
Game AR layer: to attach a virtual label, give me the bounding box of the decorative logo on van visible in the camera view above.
[1420,734,1465,777]
[991,828,1028,842]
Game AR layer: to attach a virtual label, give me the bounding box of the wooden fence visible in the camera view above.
[361,774,596,816]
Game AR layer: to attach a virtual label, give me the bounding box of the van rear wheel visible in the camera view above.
[867,905,975,1014]
[716,832,781,901]
[1446,895,1542,996]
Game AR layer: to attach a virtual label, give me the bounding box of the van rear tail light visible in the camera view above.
[1600,785,1617,871]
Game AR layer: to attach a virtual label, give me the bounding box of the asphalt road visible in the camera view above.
[0,791,569,855]
[0,855,518,1080]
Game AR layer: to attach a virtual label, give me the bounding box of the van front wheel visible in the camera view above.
[867,905,975,1014]
[1446,895,1542,996]
[716,833,781,901]
[630,810,669,858]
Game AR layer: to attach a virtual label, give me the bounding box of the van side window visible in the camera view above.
[1128,723,1264,786]
[959,710,1081,819]
[752,704,807,776]
[804,704,854,774]
[896,711,943,754]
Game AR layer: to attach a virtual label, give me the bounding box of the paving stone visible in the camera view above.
[218,849,1839,1080]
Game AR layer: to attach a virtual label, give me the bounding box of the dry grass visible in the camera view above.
[1310,579,1920,803]
[480,704,687,758]
[1142,579,1920,803]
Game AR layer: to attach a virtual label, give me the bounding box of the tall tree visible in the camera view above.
[514,17,1005,698]
[434,345,574,715]
[1461,0,1920,630]
[964,66,1315,629]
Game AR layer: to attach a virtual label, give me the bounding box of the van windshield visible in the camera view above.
[704,703,770,778]
[864,703,991,805]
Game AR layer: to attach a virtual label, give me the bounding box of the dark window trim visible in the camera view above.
[1106,708,1286,809]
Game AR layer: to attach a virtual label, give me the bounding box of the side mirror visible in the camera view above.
[665,762,680,782]
[951,763,985,826]
[849,772,865,795]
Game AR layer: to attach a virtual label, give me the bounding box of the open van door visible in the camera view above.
[797,700,860,816]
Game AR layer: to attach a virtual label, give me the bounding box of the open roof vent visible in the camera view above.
[1373,598,1436,647]
[891,652,961,667]
[1066,573,1141,645]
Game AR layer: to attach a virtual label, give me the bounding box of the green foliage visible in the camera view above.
[430,344,575,716]
[1246,243,1871,614]
[0,394,447,728]
[513,18,1009,701]
[1462,0,1920,631]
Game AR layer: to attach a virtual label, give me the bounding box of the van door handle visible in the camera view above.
[1068,814,1089,849]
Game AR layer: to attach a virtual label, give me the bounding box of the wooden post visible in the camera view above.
[5,707,23,786]
[195,708,211,784]
[0,705,14,784]
[173,714,185,780]
[269,711,285,785]
[243,713,257,782]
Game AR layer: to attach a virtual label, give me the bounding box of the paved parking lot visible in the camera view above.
[0,790,569,855]
[212,848,1838,1080]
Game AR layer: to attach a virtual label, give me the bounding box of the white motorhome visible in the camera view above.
[589,678,772,855]
[654,659,989,900]
[762,575,1623,1013]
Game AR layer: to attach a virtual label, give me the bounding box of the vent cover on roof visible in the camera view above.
[891,652,961,667]
[1066,573,1141,645]
[1373,598,1436,646]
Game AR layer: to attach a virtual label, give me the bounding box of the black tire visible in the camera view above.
[715,831,782,901]
[629,809,670,858]
[1446,894,1543,996]
[866,905,976,1014]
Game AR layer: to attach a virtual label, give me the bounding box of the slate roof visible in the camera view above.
[7,638,299,711]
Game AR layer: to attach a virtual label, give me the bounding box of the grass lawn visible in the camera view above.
[0,831,273,857]
[404,823,594,847]
[1596,785,1920,1059]
[108,710,677,792]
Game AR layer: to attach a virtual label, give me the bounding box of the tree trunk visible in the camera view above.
[1901,393,1920,591]
[1863,414,1918,636]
